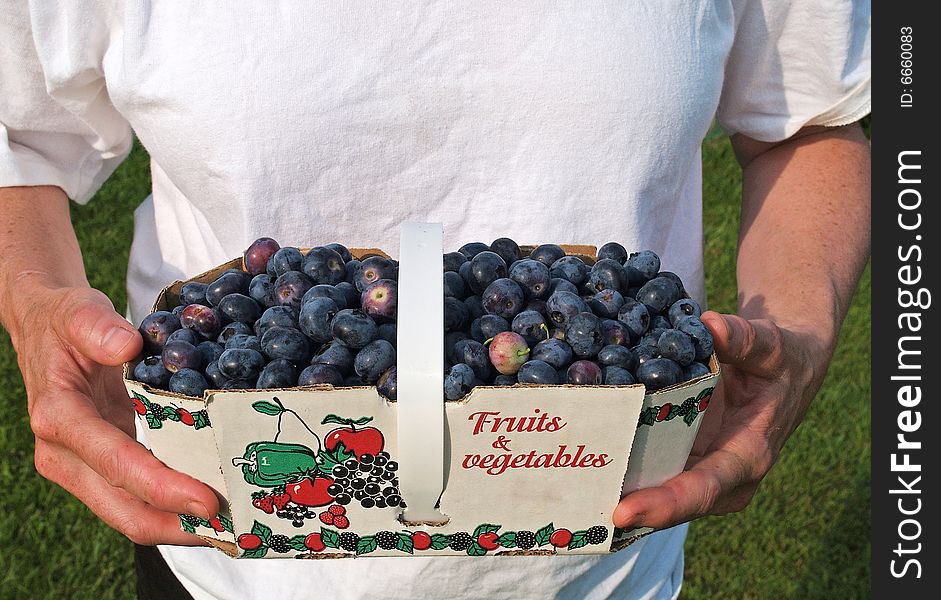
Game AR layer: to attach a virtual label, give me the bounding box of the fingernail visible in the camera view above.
[186,501,212,520]
[102,327,136,358]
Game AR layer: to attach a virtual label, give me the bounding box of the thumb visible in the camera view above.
[700,311,781,372]
[54,288,143,366]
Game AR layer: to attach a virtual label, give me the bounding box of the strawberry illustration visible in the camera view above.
[255,496,275,514]
[271,493,290,510]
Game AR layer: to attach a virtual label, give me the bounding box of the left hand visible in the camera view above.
[613,310,829,530]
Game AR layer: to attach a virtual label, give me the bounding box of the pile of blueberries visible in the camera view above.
[132,237,713,399]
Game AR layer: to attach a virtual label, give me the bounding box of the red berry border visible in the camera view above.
[236,521,609,558]
[179,513,233,535]
[132,391,211,430]
[637,387,713,428]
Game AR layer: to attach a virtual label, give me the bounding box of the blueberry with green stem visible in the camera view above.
[511,310,549,346]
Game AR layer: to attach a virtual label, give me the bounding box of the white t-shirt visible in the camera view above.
[2,2,869,599]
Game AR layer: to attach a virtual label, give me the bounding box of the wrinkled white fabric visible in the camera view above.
[2,1,869,598]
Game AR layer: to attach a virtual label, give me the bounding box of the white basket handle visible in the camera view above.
[396,222,448,524]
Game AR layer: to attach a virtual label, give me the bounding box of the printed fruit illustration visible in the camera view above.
[549,529,573,548]
[209,517,224,532]
[304,533,326,552]
[237,533,263,550]
[286,476,336,507]
[656,404,672,422]
[477,532,500,551]
[177,409,195,426]
[319,511,334,525]
[333,515,349,529]
[252,496,275,514]
[412,532,432,551]
[132,396,147,415]
[322,415,384,460]
[271,493,290,510]
[698,391,712,412]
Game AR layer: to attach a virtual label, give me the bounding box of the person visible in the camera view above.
[1,2,870,599]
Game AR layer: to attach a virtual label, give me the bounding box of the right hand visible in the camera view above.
[11,283,219,546]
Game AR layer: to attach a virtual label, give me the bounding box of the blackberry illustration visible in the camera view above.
[180,514,201,526]
[364,483,380,496]
[385,461,398,472]
[269,534,291,553]
[678,397,696,415]
[515,530,536,550]
[586,526,609,545]
[149,403,166,420]
[376,451,390,460]
[339,532,360,552]
[449,532,473,551]
[376,531,397,550]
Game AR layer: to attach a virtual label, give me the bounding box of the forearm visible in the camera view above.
[732,124,871,358]
[0,185,89,339]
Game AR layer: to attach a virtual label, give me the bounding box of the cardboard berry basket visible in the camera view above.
[123,223,719,559]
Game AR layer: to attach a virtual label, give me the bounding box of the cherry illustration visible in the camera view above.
[412,531,432,551]
[177,408,195,426]
[477,532,499,551]
[656,404,672,422]
[209,517,224,532]
[237,533,262,550]
[132,397,147,416]
[549,529,573,548]
[305,533,326,552]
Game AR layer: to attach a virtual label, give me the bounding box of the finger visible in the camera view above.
[52,287,143,366]
[35,439,211,547]
[613,447,750,530]
[33,389,219,519]
[700,312,781,373]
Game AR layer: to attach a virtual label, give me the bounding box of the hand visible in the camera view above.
[613,310,828,530]
[13,284,219,545]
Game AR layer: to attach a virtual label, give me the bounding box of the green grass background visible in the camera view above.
[0,137,870,598]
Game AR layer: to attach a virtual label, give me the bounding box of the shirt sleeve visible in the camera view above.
[0,0,132,203]
[716,0,871,142]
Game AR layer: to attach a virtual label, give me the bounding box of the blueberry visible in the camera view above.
[651,315,672,330]
[470,251,508,292]
[597,345,637,371]
[640,327,669,348]
[377,366,397,401]
[255,306,298,338]
[133,356,172,389]
[675,316,715,361]
[139,311,182,354]
[636,277,681,315]
[517,360,559,385]
[274,271,314,309]
[657,329,696,366]
[298,364,344,386]
[298,297,339,343]
[481,278,525,320]
[217,348,265,381]
[546,291,590,328]
[325,243,353,263]
[548,278,579,296]
[354,339,396,384]
[359,279,397,323]
[444,331,469,361]
[161,340,200,373]
[331,309,379,348]
[459,260,482,295]
[657,271,686,296]
[443,251,468,273]
[243,237,281,276]
[180,304,223,341]
[180,282,210,306]
[257,358,299,389]
[565,360,602,385]
[223,378,256,390]
[445,363,476,400]
[588,289,625,319]
[524,298,549,320]
[625,250,661,285]
[509,259,551,300]
[493,374,517,385]
[335,281,360,309]
[167,327,198,346]
[301,246,346,286]
[600,319,631,346]
[302,284,348,310]
[616,298,650,341]
[378,323,397,346]
[449,339,492,380]
[266,247,304,277]
[464,295,485,320]
[511,310,549,346]
[588,259,628,294]
[549,256,589,286]
[668,298,702,326]
[169,368,210,396]
[603,366,635,385]
[444,296,470,332]
[216,293,260,324]
[486,238,519,266]
[682,361,712,381]
[635,358,683,390]
[355,256,397,292]
[206,271,251,306]
[249,274,278,308]
[634,345,659,365]
[529,244,565,267]
[443,271,467,300]
[171,305,185,318]
[260,326,310,363]
[225,334,264,354]
[204,361,230,388]
[344,259,362,285]
[564,312,604,357]
[458,242,490,259]
[531,338,573,370]
[597,242,628,264]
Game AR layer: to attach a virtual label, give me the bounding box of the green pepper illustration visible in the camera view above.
[232,441,318,487]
